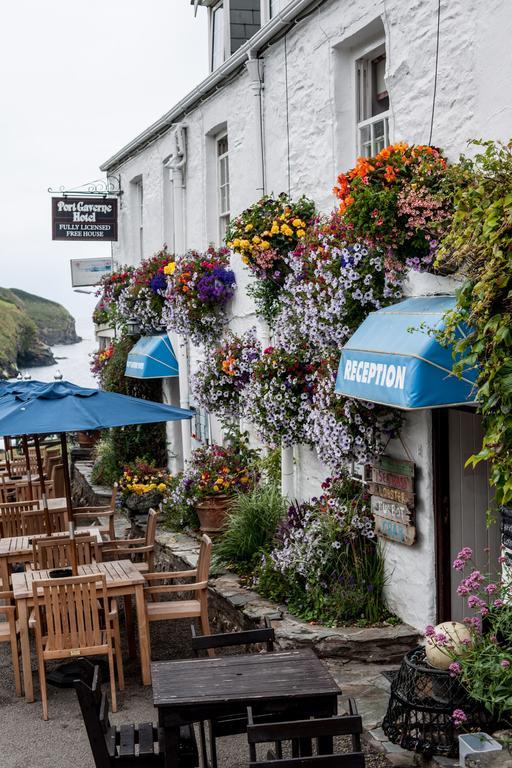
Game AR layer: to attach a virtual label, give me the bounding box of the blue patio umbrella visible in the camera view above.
[0,380,193,515]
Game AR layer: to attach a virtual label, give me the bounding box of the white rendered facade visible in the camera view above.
[99,0,512,630]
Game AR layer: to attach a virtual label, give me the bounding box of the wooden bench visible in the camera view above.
[74,662,198,768]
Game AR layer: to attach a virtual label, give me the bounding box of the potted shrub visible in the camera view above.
[118,460,171,517]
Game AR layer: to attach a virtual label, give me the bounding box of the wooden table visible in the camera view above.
[12,559,151,702]
[39,497,67,510]
[153,649,341,768]
[0,527,101,588]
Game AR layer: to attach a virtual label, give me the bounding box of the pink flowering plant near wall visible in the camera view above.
[191,328,262,422]
[162,246,236,346]
[117,248,174,334]
[93,266,135,328]
[425,547,512,726]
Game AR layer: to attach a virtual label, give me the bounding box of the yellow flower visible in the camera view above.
[241,239,251,248]
[260,240,270,249]
[163,262,176,275]
[158,483,167,492]
[213,485,219,492]
[297,229,306,238]
[242,255,249,264]
[270,222,280,235]
[281,224,293,237]
[252,235,261,244]
[245,223,254,232]
[292,218,302,228]
[233,238,241,247]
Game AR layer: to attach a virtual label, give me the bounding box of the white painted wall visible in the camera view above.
[102,0,512,629]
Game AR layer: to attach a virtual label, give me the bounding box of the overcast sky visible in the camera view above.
[0,1,207,322]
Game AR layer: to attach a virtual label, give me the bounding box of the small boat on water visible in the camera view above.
[53,369,63,380]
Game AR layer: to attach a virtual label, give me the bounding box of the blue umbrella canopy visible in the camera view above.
[0,380,193,437]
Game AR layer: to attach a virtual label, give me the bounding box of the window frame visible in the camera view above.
[216,131,230,244]
[210,0,226,71]
[136,179,144,260]
[356,45,391,158]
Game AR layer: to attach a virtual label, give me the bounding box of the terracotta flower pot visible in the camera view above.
[77,430,100,447]
[195,494,233,533]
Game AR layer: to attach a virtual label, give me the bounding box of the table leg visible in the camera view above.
[162,717,181,768]
[124,594,136,659]
[133,584,151,685]
[17,597,34,702]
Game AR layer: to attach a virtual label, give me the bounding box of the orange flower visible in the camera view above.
[384,165,397,183]
[221,356,237,376]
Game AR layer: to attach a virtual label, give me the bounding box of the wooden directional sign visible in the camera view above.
[370,454,416,546]
[373,515,416,546]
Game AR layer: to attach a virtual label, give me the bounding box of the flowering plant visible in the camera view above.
[90,345,114,382]
[425,546,512,725]
[118,459,172,503]
[333,144,452,271]
[306,356,402,473]
[245,346,317,447]
[162,246,236,346]
[164,432,259,529]
[257,474,389,625]
[93,266,134,327]
[191,328,262,422]
[117,248,174,334]
[276,212,404,359]
[226,193,316,323]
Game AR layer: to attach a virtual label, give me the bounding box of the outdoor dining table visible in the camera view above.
[0,527,102,588]
[152,648,341,768]
[11,558,151,702]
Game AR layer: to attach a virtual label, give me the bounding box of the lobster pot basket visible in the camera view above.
[382,647,481,758]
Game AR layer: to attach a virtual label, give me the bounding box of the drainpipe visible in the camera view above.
[165,124,191,465]
[281,443,295,499]
[245,54,265,197]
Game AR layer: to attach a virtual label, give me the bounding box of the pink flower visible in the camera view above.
[501,660,510,669]
[485,583,497,594]
[457,547,473,561]
[434,632,448,646]
[494,599,504,608]
[424,624,436,638]
[453,558,465,572]
[449,662,462,677]
[452,709,467,727]
[498,555,506,564]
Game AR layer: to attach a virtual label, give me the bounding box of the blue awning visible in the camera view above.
[125,334,179,379]
[335,296,478,410]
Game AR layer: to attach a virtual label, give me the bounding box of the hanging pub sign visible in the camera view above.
[52,197,118,241]
[369,454,416,546]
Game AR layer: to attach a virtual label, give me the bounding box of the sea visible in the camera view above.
[17,315,97,388]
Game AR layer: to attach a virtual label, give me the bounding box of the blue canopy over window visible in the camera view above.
[125,334,179,379]
[335,296,478,410]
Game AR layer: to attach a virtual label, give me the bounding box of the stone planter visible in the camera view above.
[195,494,233,533]
[124,489,163,516]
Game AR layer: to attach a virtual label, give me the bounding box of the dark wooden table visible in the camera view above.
[152,648,341,768]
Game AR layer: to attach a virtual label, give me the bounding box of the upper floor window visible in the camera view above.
[269,0,285,18]
[211,2,225,70]
[356,48,390,157]
[136,179,144,260]
[217,133,230,242]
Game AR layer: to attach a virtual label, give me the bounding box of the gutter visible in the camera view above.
[100,0,326,172]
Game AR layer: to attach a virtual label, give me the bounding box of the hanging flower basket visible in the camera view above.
[195,494,234,533]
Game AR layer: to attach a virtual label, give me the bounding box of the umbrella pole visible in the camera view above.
[33,435,51,534]
[4,436,12,477]
[22,435,33,500]
[60,433,73,522]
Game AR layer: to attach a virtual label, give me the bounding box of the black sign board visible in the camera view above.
[52,197,118,241]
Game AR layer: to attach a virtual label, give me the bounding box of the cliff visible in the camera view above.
[0,289,79,379]
[9,289,81,345]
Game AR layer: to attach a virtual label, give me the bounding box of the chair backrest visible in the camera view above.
[191,621,275,657]
[74,665,112,768]
[32,533,99,570]
[246,709,364,768]
[0,500,40,537]
[110,482,118,511]
[15,480,42,502]
[33,573,108,652]
[21,507,69,536]
[49,463,65,499]
[196,534,212,593]
[145,508,158,546]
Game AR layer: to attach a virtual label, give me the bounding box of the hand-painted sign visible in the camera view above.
[370,454,416,546]
[52,197,118,241]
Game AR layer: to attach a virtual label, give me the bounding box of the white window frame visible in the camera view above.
[356,45,390,157]
[210,0,226,71]
[216,131,230,243]
[136,179,144,260]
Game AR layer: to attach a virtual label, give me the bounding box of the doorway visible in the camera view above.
[434,408,501,622]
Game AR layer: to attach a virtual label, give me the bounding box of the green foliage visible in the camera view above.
[90,433,120,486]
[436,140,512,505]
[0,296,38,376]
[9,288,78,343]
[91,334,168,483]
[256,446,282,488]
[212,483,286,573]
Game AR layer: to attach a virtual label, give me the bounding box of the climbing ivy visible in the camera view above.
[436,140,512,506]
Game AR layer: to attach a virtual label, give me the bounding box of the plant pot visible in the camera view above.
[195,495,233,533]
[77,430,100,448]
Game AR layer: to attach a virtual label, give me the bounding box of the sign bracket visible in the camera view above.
[48,175,122,198]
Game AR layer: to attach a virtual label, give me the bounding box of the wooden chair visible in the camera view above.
[0,500,40,537]
[15,479,42,502]
[32,573,124,720]
[73,483,118,541]
[0,590,22,696]
[190,621,276,768]
[0,475,17,503]
[32,533,101,570]
[143,535,212,662]
[101,508,158,573]
[21,507,69,536]
[246,704,365,768]
[74,662,198,768]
